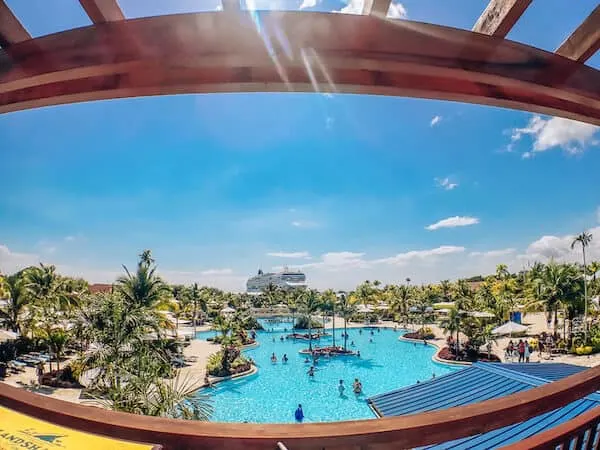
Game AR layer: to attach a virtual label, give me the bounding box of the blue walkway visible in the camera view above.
[368,362,600,449]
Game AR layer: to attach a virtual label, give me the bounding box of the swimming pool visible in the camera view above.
[196,327,457,423]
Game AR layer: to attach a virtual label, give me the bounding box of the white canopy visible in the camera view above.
[0,330,18,342]
[469,311,495,319]
[375,303,389,310]
[492,321,528,335]
[408,306,421,313]
[221,306,236,314]
[357,304,374,313]
[424,306,434,313]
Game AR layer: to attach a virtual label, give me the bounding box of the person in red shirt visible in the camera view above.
[518,340,525,363]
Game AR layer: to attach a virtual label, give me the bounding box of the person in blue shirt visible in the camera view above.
[295,404,304,422]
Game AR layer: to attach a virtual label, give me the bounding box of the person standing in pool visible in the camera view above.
[338,379,345,396]
[271,353,277,363]
[307,366,315,377]
[282,354,289,363]
[295,404,304,422]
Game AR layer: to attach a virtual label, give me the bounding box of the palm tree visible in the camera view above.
[440,307,462,348]
[190,283,206,336]
[320,290,337,347]
[46,328,69,371]
[116,253,170,333]
[299,289,321,351]
[572,231,592,340]
[139,249,155,267]
[439,280,452,302]
[0,272,30,333]
[337,292,357,351]
[262,283,281,307]
[496,264,510,280]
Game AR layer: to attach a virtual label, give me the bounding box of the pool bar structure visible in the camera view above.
[1,0,600,448]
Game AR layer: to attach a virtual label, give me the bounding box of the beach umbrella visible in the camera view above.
[424,306,434,313]
[375,303,389,310]
[408,306,421,313]
[0,330,18,342]
[469,311,495,319]
[492,321,528,336]
[221,306,236,314]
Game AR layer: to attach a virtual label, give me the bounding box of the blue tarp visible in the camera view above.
[368,362,599,449]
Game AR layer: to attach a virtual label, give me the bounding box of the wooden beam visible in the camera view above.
[0,0,31,47]
[555,5,600,63]
[473,0,532,38]
[361,0,392,18]
[79,0,124,24]
[0,12,599,125]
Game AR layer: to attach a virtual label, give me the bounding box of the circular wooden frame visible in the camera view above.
[1,12,599,124]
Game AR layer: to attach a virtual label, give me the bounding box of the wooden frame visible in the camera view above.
[0,12,599,124]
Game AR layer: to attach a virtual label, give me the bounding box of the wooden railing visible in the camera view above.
[2,365,600,449]
[502,406,600,450]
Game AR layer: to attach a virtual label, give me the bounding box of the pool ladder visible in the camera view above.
[276,442,288,450]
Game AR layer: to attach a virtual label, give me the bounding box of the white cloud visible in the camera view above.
[470,248,516,257]
[200,268,233,276]
[430,115,442,127]
[373,246,465,265]
[0,245,40,274]
[299,0,316,9]
[336,0,406,17]
[337,0,364,14]
[425,216,479,231]
[387,2,407,18]
[64,236,76,242]
[510,115,599,155]
[435,177,458,191]
[291,220,319,228]
[267,251,311,259]
[518,226,600,263]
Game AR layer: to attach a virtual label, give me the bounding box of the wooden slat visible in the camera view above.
[79,0,124,24]
[556,5,600,63]
[362,0,392,17]
[0,0,31,47]
[0,12,599,125]
[473,0,532,38]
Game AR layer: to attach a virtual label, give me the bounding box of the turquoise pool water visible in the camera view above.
[197,327,456,423]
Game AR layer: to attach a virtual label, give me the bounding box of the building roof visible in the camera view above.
[89,283,113,294]
[368,362,599,449]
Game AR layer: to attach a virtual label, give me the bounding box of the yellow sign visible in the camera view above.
[0,406,158,450]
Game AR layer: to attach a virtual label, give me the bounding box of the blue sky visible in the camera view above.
[1,1,599,290]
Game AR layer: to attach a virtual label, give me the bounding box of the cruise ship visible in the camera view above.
[246,268,307,293]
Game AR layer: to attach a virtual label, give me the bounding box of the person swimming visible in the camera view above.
[295,404,304,422]
[377,328,380,333]
[280,336,284,342]
[351,341,355,346]
[357,350,361,358]
[283,354,288,363]
[338,379,345,396]
[272,337,276,343]
[304,357,310,363]
[353,378,362,394]
[271,353,277,363]
[370,330,374,336]
[359,329,362,335]
[369,338,373,343]
[307,366,315,377]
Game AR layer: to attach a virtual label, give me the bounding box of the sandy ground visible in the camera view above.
[3,313,598,405]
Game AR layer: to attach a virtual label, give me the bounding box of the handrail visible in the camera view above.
[501,405,600,450]
[2,365,600,449]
